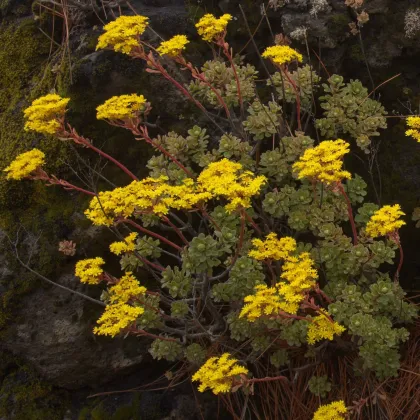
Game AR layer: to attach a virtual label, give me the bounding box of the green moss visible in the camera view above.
[0,352,69,420]
[0,17,80,331]
[78,394,143,420]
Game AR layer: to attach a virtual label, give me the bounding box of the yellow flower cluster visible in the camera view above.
[293,139,351,185]
[241,251,318,320]
[94,272,146,337]
[248,233,297,261]
[109,232,138,255]
[192,353,249,395]
[278,252,319,314]
[96,15,149,54]
[96,94,147,121]
[3,149,45,180]
[262,45,303,66]
[75,257,105,285]
[93,303,144,337]
[197,159,267,212]
[405,116,420,143]
[157,35,189,57]
[86,160,265,225]
[23,94,69,135]
[85,176,211,226]
[240,284,284,321]
[195,13,232,42]
[313,400,347,420]
[108,272,147,304]
[365,204,406,238]
[307,311,346,345]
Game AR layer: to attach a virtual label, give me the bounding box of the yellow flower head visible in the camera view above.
[157,35,189,57]
[75,257,105,284]
[4,149,45,180]
[110,232,138,255]
[192,353,249,395]
[108,272,147,304]
[248,233,297,261]
[405,116,420,143]
[240,284,283,322]
[23,94,69,135]
[96,94,147,121]
[241,251,319,321]
[198,159,266,213]
[93,302,144,337]
[278,252,318,314]
[307,311,346,345]
[96,15,149,54]
[195,13,232,42]
[262,45,303,66]
[292,139,351,184]
[365,204,406,238]
[313,400,347,420]
[84,176,211,226]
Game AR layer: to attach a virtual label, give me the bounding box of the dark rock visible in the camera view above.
[1,273,146,389]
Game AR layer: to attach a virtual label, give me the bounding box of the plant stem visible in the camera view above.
[338,183,358,245]
[247,375,288,384]
[162,216,189,246]
[395,239,404,282]
[135,126,194,177]
[118,218,182,251]
[281,67,301,130]
[220,42,244,115]
[63,126,139,181]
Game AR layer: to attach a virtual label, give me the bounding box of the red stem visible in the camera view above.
[221,43,243,113]
[247,375,288,384]
[394,238,404,282]
[244,212,262,235]
[129,328,178,342]
[177,57,231,119]
[162,216,189,246]
[281,67,301,131]
[136,127,193,177]
[63,127,138,181]
[338,183,358,245]
[117,218,182,251]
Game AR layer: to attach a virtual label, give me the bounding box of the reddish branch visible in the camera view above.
[338,183,358,245]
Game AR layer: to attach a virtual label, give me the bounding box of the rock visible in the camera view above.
[1,273,146,389]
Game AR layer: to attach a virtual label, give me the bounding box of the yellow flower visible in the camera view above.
[93,302,144,337]
[292,139,351,184]
[241,251,319,321]
[365,204,406,238]
[3,149,45,180]
[262,45,303,66]
[248,233,297,261]
[239,284,284,321]
[84,176,211,226]
[109,232,138,255]
[197,159,266,213]
[157,35,189,57]
[192,353,249,394]
[96,15,149,54]
[195,13,232,42]
[307,311,346,345]
[75,257,105,284]
[23,94,69,135]
[108,272,147,304]
[313,400,347,420]
[96,94,147,121]
[278,252,318,314]
[405,116,420,143]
